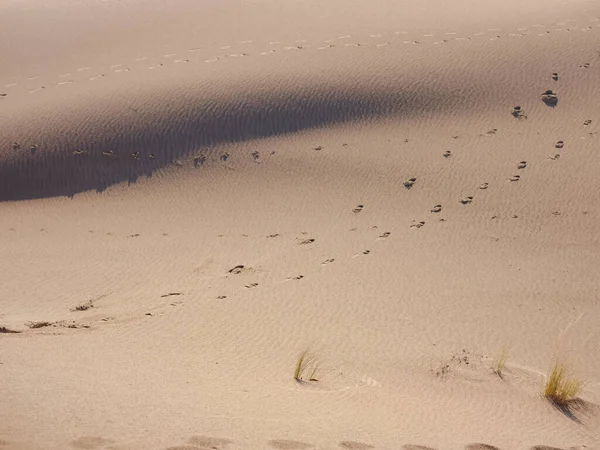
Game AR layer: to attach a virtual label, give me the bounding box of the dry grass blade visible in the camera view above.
[544,361,583,406]
[493,349,508,378]
[294,350,319,383]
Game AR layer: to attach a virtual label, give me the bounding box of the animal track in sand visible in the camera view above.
[410,220,425,228]
[298,238,315,245]
[547,153,560,160]
[431,204,442,213]
[552,72,559,80]
[322,258,335,265]
[517,161,527,169]
[555,140,565,148]
[352,204,364,213]
[459,196,473,205]
[509,175,521,182]
[583,119,592,126]
[479,183,489,190]
[443,150,452,158]
[378,231,391,238]
[245,283,258,289]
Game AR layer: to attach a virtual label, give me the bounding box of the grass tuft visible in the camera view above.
[544,361,582,406]
[493,349,508,379]
[294,350,319,383]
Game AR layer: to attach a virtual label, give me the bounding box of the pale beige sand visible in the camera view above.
[1,0,600,449]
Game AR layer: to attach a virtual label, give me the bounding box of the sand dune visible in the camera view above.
[1,0,600,449]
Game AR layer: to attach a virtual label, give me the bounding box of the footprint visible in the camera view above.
[298,238,315,245]
[339,442,375,449]
[131,152,141,160]
[459,196,473,205]
[552,72,559,81]
[187,436,232,449]
[555,140,564,148]
[517,161,527,169]
[245,283,258,289]
[313,146,323,151]
[479,183,489,190]
[378,231,391,238]
[268,440,314,450]
[363,250,370,255]
[402,446,437,450]
[220,152,230,161]
[443,150,452,158]
[194,155,206,167]
[410,221,425,228]
[322,258,335,265]
[352,205,364,213]
[583,119,592,126]
[73,150,86,155]
[11,142,20,150]
[288,275,304,280]
[216,295,227,299]
[579,62,590,68]
[512,106,527,119]
[403,178,417,189]
[267,233,280,238]
[509,175,521,182]
[541,90,558,107]
[251,151,260,161]
[228,265,246,274]
[430,205,442,213]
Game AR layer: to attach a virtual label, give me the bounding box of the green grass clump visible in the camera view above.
[544,361,582,406]
[294,351,319,383]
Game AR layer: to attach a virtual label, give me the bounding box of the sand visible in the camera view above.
[1,0,600,449]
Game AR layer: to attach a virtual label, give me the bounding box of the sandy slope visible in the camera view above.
[1,0,600,449]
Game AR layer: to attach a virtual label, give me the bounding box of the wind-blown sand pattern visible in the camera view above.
[1,0,600,449]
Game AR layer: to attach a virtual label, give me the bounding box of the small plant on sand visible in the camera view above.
[294,351,319,383]
[493,349,508,379]
[543,361,582,407]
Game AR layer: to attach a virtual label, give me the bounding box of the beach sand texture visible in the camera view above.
[1,0,600,449]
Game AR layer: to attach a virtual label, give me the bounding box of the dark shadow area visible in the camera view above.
[0,79,463,201]
[548,397,599,424]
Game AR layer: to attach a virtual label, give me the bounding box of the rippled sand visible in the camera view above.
[1,0,600,449]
